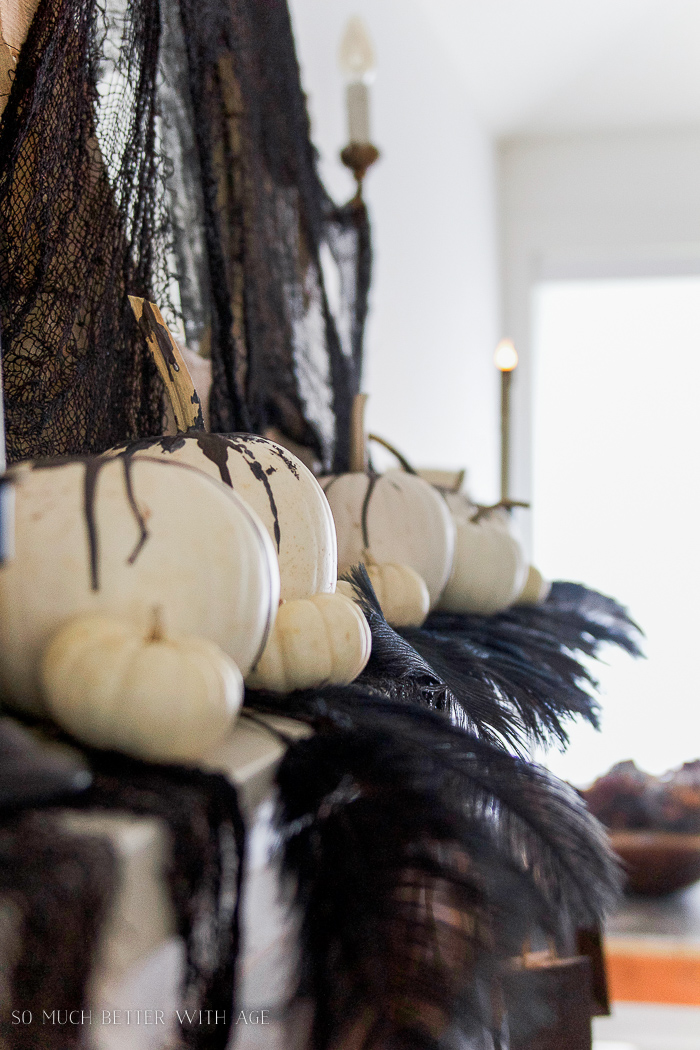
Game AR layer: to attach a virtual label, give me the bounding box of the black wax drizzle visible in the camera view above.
[239,433,300,479]
[122,457,150,566]
[198,435,282,554]
[241,451,281,553]
[82,455,151,591]
[194,433,233,487]
[118,434,288,555]
[83,459,101,591]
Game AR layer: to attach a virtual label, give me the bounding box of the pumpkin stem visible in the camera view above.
[367,433,418,475]
[148,606,165,643]
[471,499,530,523]
[349,393,369,473]
[129,296,205,434]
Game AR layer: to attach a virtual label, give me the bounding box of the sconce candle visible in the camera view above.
[339,16,376,146]
[494,339,518,501]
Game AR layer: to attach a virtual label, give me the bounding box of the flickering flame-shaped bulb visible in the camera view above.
[338,16,376,84]
[494,339,518,372]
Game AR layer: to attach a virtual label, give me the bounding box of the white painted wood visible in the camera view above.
[594,1003,700,1050]
[2,715,311,1050]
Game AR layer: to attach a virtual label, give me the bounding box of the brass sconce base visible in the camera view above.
[340,143,380,202]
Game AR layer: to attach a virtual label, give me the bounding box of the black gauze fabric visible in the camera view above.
[0,0,370,469]
[0,811,116,1050]
[0,0,166,461]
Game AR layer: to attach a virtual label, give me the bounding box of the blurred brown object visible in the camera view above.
[656,760,700,832]
[502,952,593,1050]
[583,760,700,894]
[576,926,610,1016]
[582,760,657,830]
[609,831,700,895]
[583,759,700,835]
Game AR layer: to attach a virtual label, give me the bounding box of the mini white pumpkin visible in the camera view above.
[118,434,337,602]
[320,470,455,610]
[437,492,528,616]
[42,613,243,762]
[363,562,429,628]
[0,456,279,714]
[246,592,371,693]
[515,565,551,606]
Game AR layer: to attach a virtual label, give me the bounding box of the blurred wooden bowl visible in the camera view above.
[610,831,700,895]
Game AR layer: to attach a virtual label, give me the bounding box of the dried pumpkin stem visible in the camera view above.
[148,607,164,643]
[471,499,530,523]
[128,296,205,434]
[367,433,418,474]
[349,393,369,473]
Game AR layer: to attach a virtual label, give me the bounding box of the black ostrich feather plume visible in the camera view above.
[341,566,611,752]
[472,582,644,667]
[243,687,621,1050]
[341,565,517,748]
[547,580,641,627]
[542,580,644,658]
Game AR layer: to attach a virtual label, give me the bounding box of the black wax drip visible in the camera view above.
[122,457,150,565]
[79,455,156,591]
[118,434,293,553]
[234,433,302,479]
[259,437,300,479]
[189,435,280,551]
[83,460,102,591]
[228,440,282,553]
[194,433,233,487]
[245,457,281,552]
[360,473,378,551]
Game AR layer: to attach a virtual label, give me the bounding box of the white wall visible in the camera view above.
[498,126,700,538]
[288,0,500,501]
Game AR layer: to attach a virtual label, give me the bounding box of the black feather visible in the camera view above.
[548,580,642,630]
[404,621,600,751]
[342,565,520,748]
[241,570,634,1046]
[543,580,645,658]
[244,685,621,1050]
[343,566,604,752]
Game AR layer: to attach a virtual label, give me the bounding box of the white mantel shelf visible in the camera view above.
[41,712,311,1049]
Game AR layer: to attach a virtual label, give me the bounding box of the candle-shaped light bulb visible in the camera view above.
[339,16,376,82]
[494,339,518,372]
[339,17,376,146]
[495,339,518,500]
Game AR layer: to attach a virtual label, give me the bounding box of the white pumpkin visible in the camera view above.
[437,492,528,616]
[363,563,429,628]
[320,470,455,609]
[515,565,551,606]
[0,456,279,714]
[246,592,371,693]
[117,434,336,602]
[42,614,242,762]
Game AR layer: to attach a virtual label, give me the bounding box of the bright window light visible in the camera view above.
[532,276,700,786]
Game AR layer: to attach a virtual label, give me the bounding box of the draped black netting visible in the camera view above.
[160,0,370,468]
[0,0,166,461]
[0,0,370,469]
